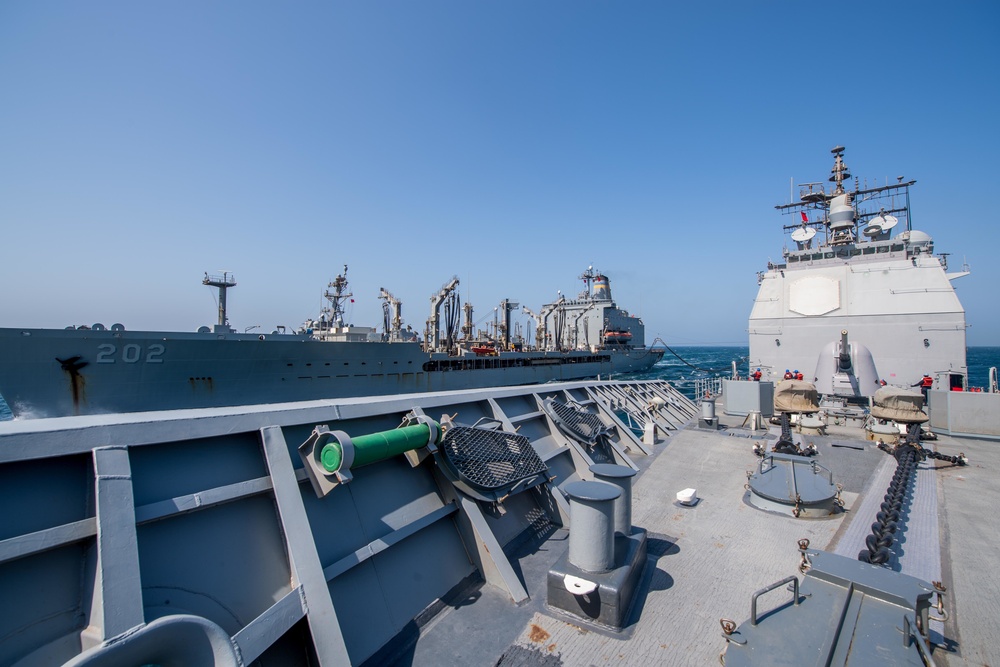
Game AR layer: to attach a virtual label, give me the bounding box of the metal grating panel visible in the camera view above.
[440,426,547,493]
[544,399,608,445]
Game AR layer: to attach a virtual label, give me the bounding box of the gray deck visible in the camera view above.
[1,380,996,665]
[409,413,998,665]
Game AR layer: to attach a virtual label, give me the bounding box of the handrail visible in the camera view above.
[751,576,799,626]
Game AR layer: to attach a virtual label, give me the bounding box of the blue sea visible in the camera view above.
[1,346,998,421]
[631,346,1000,400]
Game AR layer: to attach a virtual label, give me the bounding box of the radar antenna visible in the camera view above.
[323,265,353,328]
[579,266,596,300]
[829,145,851,194]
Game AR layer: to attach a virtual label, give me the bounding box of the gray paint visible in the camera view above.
[588,463,637,537]
[259,425,350,665]
[723,380,775,417]
[92,446,144,639]
[0,378,695,666]
[749,149,968,394]
[927,389,1000,439]
[723,550,935,666]
[0,269,663,420]
[2,376,995,664]
[564,481,620,573]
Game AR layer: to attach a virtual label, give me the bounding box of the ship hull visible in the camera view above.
[0,327,663,418]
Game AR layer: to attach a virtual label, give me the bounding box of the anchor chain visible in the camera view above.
[860,428,919,565]
[771,413,817,457]
[860,424,967,566]
[925,449,968,466]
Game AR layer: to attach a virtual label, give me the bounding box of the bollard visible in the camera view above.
[701,398,716,421]
[563,480,621,572]
[589,463,637,537]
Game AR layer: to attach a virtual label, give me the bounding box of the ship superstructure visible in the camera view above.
[540,267,646,353]
[748,147,969,396]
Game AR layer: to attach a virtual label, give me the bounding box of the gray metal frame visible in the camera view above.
[0,379,697,666]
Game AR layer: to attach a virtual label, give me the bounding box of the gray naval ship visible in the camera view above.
[0,267,663,419]
[749,146,969,397]
[2,148,998,666]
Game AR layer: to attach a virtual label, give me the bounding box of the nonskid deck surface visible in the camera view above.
[403,412,996,666]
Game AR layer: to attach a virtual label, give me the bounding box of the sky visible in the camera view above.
[1,1,998,346]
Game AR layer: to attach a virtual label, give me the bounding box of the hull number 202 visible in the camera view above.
[96,343,165,364]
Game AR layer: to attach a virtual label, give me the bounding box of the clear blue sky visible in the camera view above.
[1,2,997,346]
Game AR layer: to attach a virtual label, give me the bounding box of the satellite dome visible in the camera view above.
[902,230,933,245]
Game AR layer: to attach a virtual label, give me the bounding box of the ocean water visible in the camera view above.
[1,346,998,421]
[635,346,1000,398]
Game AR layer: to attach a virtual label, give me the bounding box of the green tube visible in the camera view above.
[320,442,344,472]
[352,423,432,467]
[320,422,437,473]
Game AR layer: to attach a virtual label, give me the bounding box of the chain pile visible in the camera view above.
[860,424,967,565]
[860,438,918,565]
[769,413,817,457]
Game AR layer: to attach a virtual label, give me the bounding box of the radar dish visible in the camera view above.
[862,224,883,237]
[791,227,817,243]
[881,215,898,231]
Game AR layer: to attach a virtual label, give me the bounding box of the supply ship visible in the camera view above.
[0,267,663,419]
[748,146,969,397]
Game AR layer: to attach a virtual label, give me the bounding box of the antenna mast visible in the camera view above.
[203,271,237,328]
[324,265,352,328]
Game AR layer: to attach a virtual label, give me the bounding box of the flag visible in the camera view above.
[800,212,808,223]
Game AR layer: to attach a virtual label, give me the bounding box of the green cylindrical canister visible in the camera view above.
[320,422,435,472]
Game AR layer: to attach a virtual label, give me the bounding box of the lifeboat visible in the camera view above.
[471,345,499,357]
[603,331,633,345]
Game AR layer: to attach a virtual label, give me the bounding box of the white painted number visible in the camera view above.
[93,343,166,364]
[96,344,116,364]
[146,344,164,363]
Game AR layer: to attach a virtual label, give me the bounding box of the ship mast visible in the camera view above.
[776,146,916,246]
[203,271,237,329]
[324,266,352,328]
[829,145,851,194]
[579,266,596,300]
